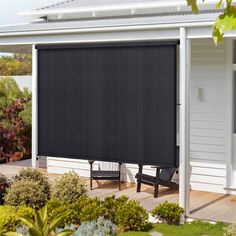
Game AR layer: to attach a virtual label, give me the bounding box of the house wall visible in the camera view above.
[47,38,228,194]
[189,39,227,193]
[13,76,32,91]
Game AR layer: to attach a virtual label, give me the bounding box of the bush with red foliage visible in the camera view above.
[0,99,31,163]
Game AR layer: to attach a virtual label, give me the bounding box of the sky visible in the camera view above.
[0,0,60,26]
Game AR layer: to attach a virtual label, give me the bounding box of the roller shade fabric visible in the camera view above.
[37,42,178,166]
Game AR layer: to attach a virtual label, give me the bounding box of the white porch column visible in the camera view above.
[32,45,38,168]
[179,27,190,217]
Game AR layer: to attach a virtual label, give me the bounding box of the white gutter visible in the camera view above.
[0,19,44,28]
[19,0,223,18]
[0,21,214,37]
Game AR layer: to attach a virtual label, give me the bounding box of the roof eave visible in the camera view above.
[19,1,223,20]
[0,20,214,37]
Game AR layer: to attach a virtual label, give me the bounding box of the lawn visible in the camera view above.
[118,221,227,236]
[119,233,150,236]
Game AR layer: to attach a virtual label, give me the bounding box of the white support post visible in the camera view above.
[179,27,190,217]
[225,38,234,190]
[32,45,38,168]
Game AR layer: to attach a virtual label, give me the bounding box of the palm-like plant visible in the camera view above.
[4,204,74,236]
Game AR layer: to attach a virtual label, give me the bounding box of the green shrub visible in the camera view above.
[151,201,184,225]
[225,222,236,236]
[0,205,19,232]
[102,195,129,222]
[4,179,48,209]
[0,174,10,205]
[114,199,149,231]
[51,171,87,203]
[0,205,34,232]
[101,195,149,231]
[74,217,116,236]
[48,196,105,227]
[49,195,149,232]
[14,167,50,199]
[77,196,105,223]
[48,200,76,227]
[47,199,66,213]
[17,205,35,220]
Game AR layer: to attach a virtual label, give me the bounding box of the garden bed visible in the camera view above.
[0,168,233,236]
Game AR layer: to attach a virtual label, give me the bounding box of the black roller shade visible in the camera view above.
[37,42,178,166]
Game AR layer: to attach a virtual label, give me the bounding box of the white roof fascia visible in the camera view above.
[0,21,214,37]
[19,1,223,19]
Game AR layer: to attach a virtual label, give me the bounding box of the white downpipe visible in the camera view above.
[179,27,190,217]
[32,45,38,168]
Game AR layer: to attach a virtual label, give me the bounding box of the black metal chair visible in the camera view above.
[88,161,122,190]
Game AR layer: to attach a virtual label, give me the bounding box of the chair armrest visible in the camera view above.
[150,165,172,170]
[88,160,95,165]
[88,160,94,174]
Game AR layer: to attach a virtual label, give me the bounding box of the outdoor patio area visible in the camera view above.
[1,158,236,224]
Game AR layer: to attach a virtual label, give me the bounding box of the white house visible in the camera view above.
[1,0,236,216]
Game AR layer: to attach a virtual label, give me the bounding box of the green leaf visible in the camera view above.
[41,204,48,225]
[213,11,236,44]
[4,233,23,236]
[55,229,74,236]
[44,224,51,236]
[216,0,223,10]
[35,211,44,230]
[49,212,69,232]
[187,0,199,13]
[28,227,41,236]
[187,0,236,44]
[19,217,35,229]
[213,24,224,45]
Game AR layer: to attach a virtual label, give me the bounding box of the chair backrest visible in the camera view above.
[98,161,119,171]
[160,168,177,181]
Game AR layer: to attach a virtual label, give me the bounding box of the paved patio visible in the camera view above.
[0,158,236,223]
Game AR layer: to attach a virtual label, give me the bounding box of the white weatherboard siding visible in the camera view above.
[47,158,167,183]
[190,39,227,193]
[47,38,228,194]
[13,76,32,91]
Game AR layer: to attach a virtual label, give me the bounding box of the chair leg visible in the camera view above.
[89,161,93,190]
[90,178,93,190]
[136,164,143,193]
[154,168,160,198]
[119,162,122,191]
[154,183,159,198]
[137,179,141,192]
